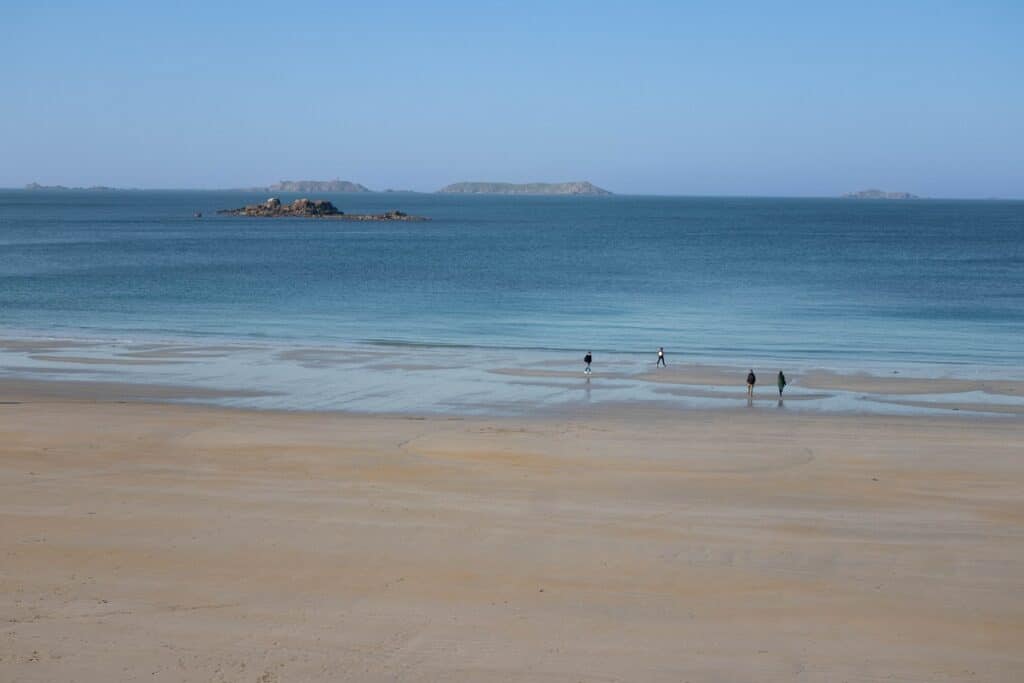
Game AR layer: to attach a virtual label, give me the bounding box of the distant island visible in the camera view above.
[842,189,920,199]
[24,182,120,191]
[437,181,611,196]
[265,179,371,193]
[217,197,427,221]
[17,179,614,195]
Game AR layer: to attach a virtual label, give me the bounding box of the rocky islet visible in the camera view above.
[216,197,427,221]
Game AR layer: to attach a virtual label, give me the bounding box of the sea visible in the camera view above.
[1,190,1022,414]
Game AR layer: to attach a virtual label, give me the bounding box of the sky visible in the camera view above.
[3,1,1023,197]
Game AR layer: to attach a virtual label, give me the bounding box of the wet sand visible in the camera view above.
[799,370,1024,397]
[5,337,1024,417]
[1,381,1022,681]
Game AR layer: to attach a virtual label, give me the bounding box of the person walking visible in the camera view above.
[584,351,592,375]
[746,369,756,398]
[656,347,666,367]
[777,370,787,397]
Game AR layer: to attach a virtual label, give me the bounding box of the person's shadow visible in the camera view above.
[583,375,592,402]
[777,397,785,409]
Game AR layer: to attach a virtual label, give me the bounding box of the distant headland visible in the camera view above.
[217,197,427,221]
[842,189,920,199]
[437,181,611,196]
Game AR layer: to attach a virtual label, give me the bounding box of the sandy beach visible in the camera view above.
[7,1,1024,680]
[2,379,1022,681]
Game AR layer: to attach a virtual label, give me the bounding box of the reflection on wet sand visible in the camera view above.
[2,336,1023,418]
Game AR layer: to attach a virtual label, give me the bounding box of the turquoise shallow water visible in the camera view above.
[1,190,1023,373]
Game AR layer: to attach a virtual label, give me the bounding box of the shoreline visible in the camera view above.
[2,373,1018,423]
[5,326,1022,373]
[2,333,1023,419]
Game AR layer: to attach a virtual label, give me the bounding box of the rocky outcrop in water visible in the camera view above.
[220,197,341,217]
[217,197,427,221]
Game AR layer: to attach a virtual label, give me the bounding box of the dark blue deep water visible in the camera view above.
[2,190,1022,370]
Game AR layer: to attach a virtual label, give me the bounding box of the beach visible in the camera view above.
[2,378,1023,682]
[2,192,1022,681]
[7,2,1024,680]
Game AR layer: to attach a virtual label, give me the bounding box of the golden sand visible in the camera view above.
[1,385,1022,681]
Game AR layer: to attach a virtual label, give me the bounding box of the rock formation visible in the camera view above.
[217,198,427,221]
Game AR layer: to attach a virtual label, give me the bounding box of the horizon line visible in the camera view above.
[3,185,1021,201]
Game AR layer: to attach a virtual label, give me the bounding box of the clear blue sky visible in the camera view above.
[4,1,1023,197]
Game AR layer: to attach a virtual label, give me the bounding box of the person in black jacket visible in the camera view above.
[746,369,756,397]
[584,351,592,375]
[657,347,666,367]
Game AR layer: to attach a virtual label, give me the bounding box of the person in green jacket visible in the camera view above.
[777,370,787,397]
